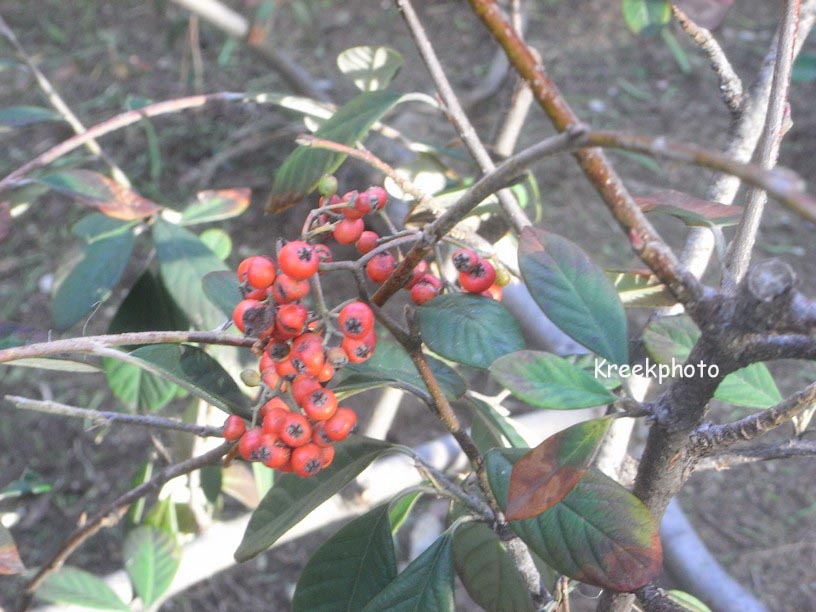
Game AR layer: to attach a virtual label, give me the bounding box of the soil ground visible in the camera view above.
[1,1,815,610]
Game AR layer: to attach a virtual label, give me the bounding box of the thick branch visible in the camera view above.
[695,439,816,470]
[3,395,225,438]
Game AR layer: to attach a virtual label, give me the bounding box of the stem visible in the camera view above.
[0,330,254,365]
[4,395,225,437]
[22,441,234,601]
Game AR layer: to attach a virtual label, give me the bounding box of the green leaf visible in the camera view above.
[606,269,674,308]
[235,437,393,561]
[487,449,662,592]
[622,0,671,35]
[336,335,466,400]
[492,350,616,410]
[126,461,154,525]
[337,46,404,91]
[51,223,135,330]
[418,294,525,369]
[199,228,232,260]
[252,461,275,500]
[267,90,401,213]
[143,497,179,536]
[201,465,223,504]
[468,396,528,448]
[35,566,129,610]
[40,169,162,220]
[519,227,628,365]
[104,344,249,417]
[179,188,251,225]
[453,521,535,612]
[153,218,230,329]
[109,270,188,336]
[643,315,782,408]
[0,524,25,575]
[0,105,62,130]
[123,526,181,607]
[363,529,455,612]
[0,471,53,502]
[793,53,816,83]
[72,213,139,243]
[666,590,712,612]
[293,503,398,612]
[202,270,243,320]
[390,490,422,534]
[505,417,613,521]
[104,357,178,412]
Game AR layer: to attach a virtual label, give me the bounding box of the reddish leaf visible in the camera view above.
[181,188,251,225]
[506,417,613,521]
[674,0,734,29]
[41,170,163,221]
[635,189,742,226]
[0,525,25,575]
[0,202,10,243]
[265,190,306,215]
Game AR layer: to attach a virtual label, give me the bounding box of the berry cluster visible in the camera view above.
[223,241,376,478]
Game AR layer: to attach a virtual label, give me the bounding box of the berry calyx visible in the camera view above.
[451,248,479,273]
[365,186,388,210]
[223,415,246,442]
[280,413,312,447]
[338,301,374,339]
[302,388,338,421]
[278,241,320,280]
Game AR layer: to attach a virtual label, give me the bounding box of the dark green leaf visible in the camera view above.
[201,466,223,504]
[202,271,244,320]
[337,46,404,91]
[104,357,178,412]
[622,0,671,35]
[235,437,393,561]
[267,90,401,213]
[468,396,527,449]
[153,218,230,329]
[336,335,466,399]
[51,223,135,330]
[109,270,189,336]
[363,529,455,612]
[418,293,525,369]
[179,188,251,225]
[35,566,129,610]
[105,344,249,417]
[293,503,398,611]
[0,524,25,575]
[519,227,628,365]
[0,105,62,130]
[40,169,162,220]
[643,315,781,408]
[453,521,535,612]
[492,350,615,410]
[793,54,816,83]
[123,526,181,607]
[487,450,662,592]
[505,417,613,520]
[72,213,139,243]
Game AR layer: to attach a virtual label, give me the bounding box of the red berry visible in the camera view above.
[338,302,375,339]
[261,399,290,432]
[355,230,379,254]
[291,342,325,378]
[278,241,320,280]
[366,186,388,210]
[482,283,503,301]
[276,303,308,337]
[324,407,357,441]
[405,260,430,289]
[267,342,290,362]
[280,413,312,447]
[340,191,370,220]
[313,243,333,267]
[366,252,396,283]
[320,445,335,469]
[292,375,322,405]
[291,443,324,477]
[333,217,365,245]
[317,362,334,383]
[342,329,377,363]
[238,256,277,289]
[223,415,246,442]
[263,443,291,469]
[312,423,334,447]
[417,274,442,291]
[232,299,262,333]
[274,357,299,381]
[459,259,496,293]
[327,346,349,368]
[261,368,281,391]
[410,281,438,305]
[243,286,268,301]
[302,388,338,421]
[271,273,310,303]
[238,428,264,461]
[451,248,479,273]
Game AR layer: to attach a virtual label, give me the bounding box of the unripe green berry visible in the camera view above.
[318,175,338,198]
[240,368,261,387]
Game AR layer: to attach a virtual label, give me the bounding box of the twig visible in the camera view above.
[691,381,816,452]
[22,441,234,602]
[0,330,254,365]
[0,92,252,193]
[412,455,494,520]
[725,0,802,286]
[0,15,130,187]
[4,395,225,437]
[671,5,743,115]
[394,0,532,235]
[296,135,433,206]
[695,439,816,470]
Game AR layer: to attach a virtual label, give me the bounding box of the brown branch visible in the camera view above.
[695,439,816,470]
[22,441,234,603]
[671,5,743,115]
[0,330,254,365]
[691,382,816,452]
[4,395,225,437]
